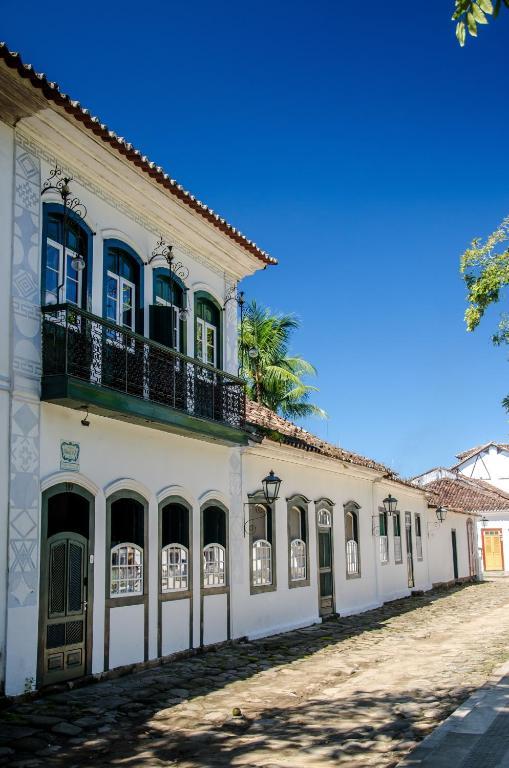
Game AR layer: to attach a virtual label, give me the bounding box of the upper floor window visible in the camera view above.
[42,210,89,307]
[151,271,185,352]
[195,294,221,368]
[104,243,142,334]
[344,503,360,577]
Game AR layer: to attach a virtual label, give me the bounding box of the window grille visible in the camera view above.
[346,539,359,575]
[379,535,389,564]
[203,543,225,587]
[161,544,189,592]
[317,509,332,527]
[111,543,143,596]
[290,538,306,581]
[252,539,272,586]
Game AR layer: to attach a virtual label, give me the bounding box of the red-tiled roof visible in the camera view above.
[0,42,276,267]
[424,475,509,514]
[245,400,397,476]
[455,442,509,463]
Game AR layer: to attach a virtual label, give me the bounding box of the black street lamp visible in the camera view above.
[436,506,448,523]
[262,470,282,504]
[382,494,398,516]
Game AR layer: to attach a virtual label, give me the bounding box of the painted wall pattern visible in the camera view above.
[8,141,41,610]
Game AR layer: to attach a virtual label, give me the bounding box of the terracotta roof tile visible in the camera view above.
[424,475,509,514]
[0,42,276,267]
[246,400,398,476]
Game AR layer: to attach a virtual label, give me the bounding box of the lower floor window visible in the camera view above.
[379,535,389,564]
[252,539,272,586]
[111,543,143,596]
[346,539,359,575]
[161,544,189,592]
[203,543,225,587]
[290,538,306,581]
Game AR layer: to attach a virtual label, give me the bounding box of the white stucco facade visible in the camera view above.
[0,54,478,697]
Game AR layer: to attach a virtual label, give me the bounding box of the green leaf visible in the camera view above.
[477,0,494,12]
[503,0,509,9]
[472,3,489,21]
[467,12,478,34]
[456,19,467,44]
[493,0,501,18]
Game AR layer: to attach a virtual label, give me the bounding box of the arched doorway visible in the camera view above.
[38,484,94,687]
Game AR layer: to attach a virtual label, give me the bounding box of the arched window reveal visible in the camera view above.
[344,503,360,577]
[288,504,308,583]
[202,505,227,588]
[42,209,90,307]
[109,496,145,598]
[161,502,190,593]
[195,294,221,369]
[249,502,274,589]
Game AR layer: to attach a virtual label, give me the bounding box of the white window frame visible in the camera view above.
[196,317,217,367]
[45,237,83,307]
[155,295,180,351]
[110,542,143,597]
[161,543,189,592]
[317,508,332,527]
[393,512,403,564]
[346,538,359,576]
[290,538,307,581]
[252,539,272,586]
[106,270,136,330]
[203,543,225,588]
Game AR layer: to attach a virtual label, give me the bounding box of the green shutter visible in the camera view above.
[149,305,174,348]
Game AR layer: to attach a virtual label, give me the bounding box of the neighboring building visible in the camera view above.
[414,453,509,577]
[0,43,476,697]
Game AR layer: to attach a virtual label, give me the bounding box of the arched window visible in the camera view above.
[202,505,227,588]
[42,208,90,307]
[151,270,186,352]
[344,502,360,577]
[249,502,274,589]
[288,502,308,584]
[109,496,145,597]
[317,508,332,527]
[104,242,143,333]
[111,543,143,596]
[161,501,190,592]
[195,294,221,368]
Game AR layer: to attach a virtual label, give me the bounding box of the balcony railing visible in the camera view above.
[41,304,246,431]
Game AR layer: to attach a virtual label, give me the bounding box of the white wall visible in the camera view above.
[427,510,475,584]
[0,120,14,690]
[457,445,509,494]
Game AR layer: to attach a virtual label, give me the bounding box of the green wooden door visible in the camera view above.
[317,517,334,616]
[42,532,88,685]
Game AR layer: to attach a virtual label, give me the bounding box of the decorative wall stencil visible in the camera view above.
[60,441,80,471]
[7,141,42,610]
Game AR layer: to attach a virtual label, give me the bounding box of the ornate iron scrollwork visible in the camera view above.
[41,166,88,220]
[147,235,189,281]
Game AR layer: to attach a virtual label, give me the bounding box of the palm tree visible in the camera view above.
[239,300,326,420]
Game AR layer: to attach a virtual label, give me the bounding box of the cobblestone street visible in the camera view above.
[2,580,509,768]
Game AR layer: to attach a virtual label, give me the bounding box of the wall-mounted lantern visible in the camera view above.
[436,506,448,523]
[262,470,282,505]
[382,494,398,516]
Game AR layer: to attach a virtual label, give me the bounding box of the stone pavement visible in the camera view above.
[2,579,509,768]
[398,659,509,768]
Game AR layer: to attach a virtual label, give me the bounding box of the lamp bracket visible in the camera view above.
[41,165,87,220]
[146,235,189,280]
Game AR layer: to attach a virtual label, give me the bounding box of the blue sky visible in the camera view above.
[3,1,509,476]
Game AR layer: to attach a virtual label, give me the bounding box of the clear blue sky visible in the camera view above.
[3,1,509,477]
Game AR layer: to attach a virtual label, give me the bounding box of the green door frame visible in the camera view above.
[38,482,95,688]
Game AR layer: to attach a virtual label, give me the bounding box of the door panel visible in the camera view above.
[43,533,87,685]
[483,530,504,571]
[405,512,414,588]
[317,523,334,616]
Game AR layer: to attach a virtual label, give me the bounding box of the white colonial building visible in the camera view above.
[0,43,477,697]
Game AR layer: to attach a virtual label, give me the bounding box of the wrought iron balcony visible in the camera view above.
[41,304,247,444]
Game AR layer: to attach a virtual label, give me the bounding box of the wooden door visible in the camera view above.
[42,532,88,685]
[483,529,504,571]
